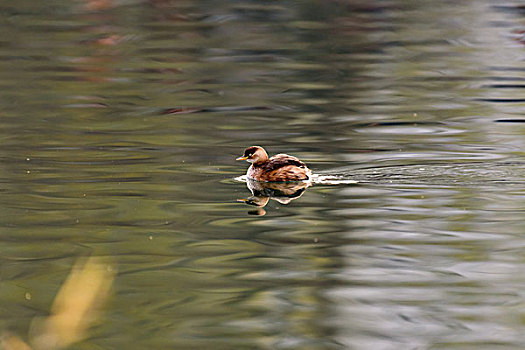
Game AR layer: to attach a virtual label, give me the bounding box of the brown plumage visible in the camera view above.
[236,146,311,182]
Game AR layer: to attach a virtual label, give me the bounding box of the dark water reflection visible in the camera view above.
[1,0,524,349]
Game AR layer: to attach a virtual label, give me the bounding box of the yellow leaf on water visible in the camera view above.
[1,332,33,350]
[30,256,114,350]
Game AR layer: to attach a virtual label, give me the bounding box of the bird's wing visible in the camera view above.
[264,154,307,171]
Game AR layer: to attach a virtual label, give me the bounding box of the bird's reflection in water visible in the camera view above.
[238,179,310,215]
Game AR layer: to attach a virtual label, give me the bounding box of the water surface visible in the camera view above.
[0,1,524,349]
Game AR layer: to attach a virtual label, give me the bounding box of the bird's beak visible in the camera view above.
[236,156,248,161]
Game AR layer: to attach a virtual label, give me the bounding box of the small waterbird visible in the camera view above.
[236,146,311,182]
